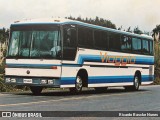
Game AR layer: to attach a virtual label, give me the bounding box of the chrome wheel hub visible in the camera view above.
[75,76,82,91]
[135,76,139,89]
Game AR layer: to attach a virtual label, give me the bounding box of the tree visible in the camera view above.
[118,26,123,30]
[143,31,150,36]
[126,27,132,33]
[133,26,143,34]
[152,25,160,84]
[0,28,9,43]
[152,25,160,42]
[0,28,11,92]
[0,28,8,68]
[0,28,9,56]
[67,16,116,29]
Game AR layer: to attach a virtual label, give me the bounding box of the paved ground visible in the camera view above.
[0,85,160,120]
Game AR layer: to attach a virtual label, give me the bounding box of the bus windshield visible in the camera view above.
[7,25,61,59]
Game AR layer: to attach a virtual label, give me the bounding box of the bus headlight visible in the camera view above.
[6,78,11,82]
[48,80,53,84]
[41,80,47,84]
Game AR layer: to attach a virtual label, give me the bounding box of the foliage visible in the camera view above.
[0,28,9,44]
[0,28,14,92]
[0,77,16,92]
[66,16,117,29]
[152,25,160,84]
[153,25,160,34]
[153,77,160,85]
[154,44,160,84]
[126,27,132,33]
[133,26,143,34]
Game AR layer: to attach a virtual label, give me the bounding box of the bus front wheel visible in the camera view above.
[30,86,43,95]
[125,73,140,91]
[69,75,83,94]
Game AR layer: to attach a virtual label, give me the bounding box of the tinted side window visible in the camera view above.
[78,27,93,48]
[121,35,132,51]
[109,33,121,51]
[132,38,141,53]
[94,30,108,49]
[150,41,153,55]
[142,39,149,54]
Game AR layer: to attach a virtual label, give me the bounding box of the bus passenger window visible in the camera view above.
[78,27,93,48]
[109,33,121,51]
[132,38,141,53]
[150,41,153,55]
[94,30,108,49]
[121,35,132,51]
[142,39,149,54]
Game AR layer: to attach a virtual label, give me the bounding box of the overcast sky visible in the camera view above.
[0,0,160,32]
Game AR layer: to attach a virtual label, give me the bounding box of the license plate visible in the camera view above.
[23,79,32,83]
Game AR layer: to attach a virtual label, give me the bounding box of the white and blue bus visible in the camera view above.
[5,18,154,95]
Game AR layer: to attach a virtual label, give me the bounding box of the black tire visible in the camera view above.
[69,75,83,94]
[30,86,43,95]
[95,87,108,93]
[125,73,140,91]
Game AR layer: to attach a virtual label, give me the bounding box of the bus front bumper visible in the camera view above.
[4,76,60,87]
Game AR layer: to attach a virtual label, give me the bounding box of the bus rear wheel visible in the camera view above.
[69,75,83,94]
[30,86,43,95]
[125,73,140,91]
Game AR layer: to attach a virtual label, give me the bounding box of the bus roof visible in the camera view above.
[12,18,153,40]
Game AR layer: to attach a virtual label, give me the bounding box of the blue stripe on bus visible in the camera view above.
[6,63,81,68]
[61,77,76,85]
[6,63,61,69]
[78,54,154,65]
[6,54,154,68]
[88,76,134,84]
[60,75,154,85]
[142,75,154,82]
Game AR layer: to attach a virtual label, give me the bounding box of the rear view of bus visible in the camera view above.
[5,19,62,95]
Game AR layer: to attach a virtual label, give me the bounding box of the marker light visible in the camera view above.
[54,20,60,22]
[51,66,57,69]
[14,21,20,23]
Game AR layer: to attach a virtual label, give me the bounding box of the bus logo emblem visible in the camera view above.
[26,70,30,74]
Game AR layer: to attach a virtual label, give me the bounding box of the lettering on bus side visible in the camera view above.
[100,52,136,66]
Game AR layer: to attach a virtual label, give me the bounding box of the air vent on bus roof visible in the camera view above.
[14,21,20,23]
[54,20,60,22]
